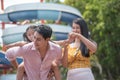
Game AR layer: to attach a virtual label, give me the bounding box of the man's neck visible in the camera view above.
[38,43,49,60]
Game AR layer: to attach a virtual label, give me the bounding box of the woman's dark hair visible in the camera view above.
[23,25,38,42]
[73,18,90,57]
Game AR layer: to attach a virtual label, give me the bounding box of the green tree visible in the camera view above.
[98,0,120,80]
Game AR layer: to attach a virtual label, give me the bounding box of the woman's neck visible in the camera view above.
[75,38,80,43]
[71,38,81,48]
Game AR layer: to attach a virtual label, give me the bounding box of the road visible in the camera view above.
[0,74,16,80]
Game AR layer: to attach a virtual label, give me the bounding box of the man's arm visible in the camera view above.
[5,46,24,62]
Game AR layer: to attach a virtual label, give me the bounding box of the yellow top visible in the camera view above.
[68,45,91,69]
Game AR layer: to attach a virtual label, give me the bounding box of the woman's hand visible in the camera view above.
[68,32,78,42]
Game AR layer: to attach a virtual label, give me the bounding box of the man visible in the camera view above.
[5,24,62,80]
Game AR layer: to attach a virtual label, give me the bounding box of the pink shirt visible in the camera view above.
[6,42,62,80]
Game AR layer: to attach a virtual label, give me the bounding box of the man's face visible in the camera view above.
[33,32,49,50]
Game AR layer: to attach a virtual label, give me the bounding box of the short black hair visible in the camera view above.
[35,24,52,40]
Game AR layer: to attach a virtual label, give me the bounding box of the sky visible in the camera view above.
[1,0,64,9]
[0,0,64,45]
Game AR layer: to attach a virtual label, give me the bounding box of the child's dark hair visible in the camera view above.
[73,18,90,57]
[35,24,52,40]
[23,25,38,42]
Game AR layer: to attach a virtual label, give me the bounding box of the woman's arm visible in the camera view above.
[69,32,97,53]
[78,34,97,53]
[53,39,69,47]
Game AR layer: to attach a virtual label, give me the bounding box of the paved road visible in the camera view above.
[0,74,16,80]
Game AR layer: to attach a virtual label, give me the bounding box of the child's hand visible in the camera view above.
[17,41,27,47]
[5,41,27,49]
[47,69,54,79]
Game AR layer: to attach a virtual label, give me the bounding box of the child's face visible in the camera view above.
[26,28,35,42]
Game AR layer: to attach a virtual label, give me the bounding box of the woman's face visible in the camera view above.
[26,28,35,42]
[72,23,81,34]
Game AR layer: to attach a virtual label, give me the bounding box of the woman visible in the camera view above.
[61,18,97,80]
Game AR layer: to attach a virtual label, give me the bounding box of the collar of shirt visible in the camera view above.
[31,41,59,51]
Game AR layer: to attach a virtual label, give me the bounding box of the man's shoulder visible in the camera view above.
[49,42,62,57]
[23,42,33,47]
[49,41,61,48]
[22,42,34,50]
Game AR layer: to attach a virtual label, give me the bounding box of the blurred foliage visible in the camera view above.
[59,66,68,80]
[64,0,120,80]
[0,45,2,50]
[45,0,61,3]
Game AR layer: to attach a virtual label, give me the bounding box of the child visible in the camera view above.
[5,25,37,80]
